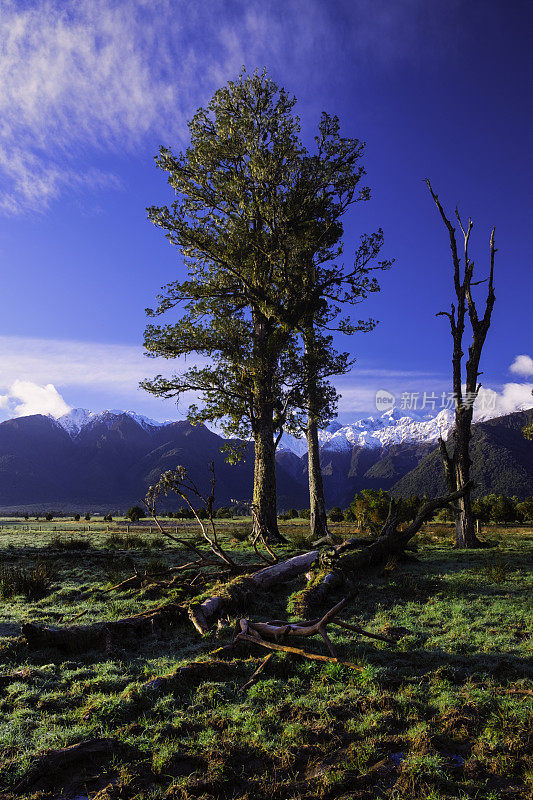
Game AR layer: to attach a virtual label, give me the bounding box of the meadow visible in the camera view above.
[0,517,531,800]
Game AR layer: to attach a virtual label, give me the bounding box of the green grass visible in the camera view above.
[0,520,531,799]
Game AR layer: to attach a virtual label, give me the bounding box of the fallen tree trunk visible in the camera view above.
[188,549,320,633]
[22,602,187,653]
[14,737,117,791]
[289,483,473,616]
[22,487,470,651]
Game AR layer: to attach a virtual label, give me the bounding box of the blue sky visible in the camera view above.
[0,0,532,425]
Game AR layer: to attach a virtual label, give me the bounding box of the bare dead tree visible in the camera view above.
[144,463,237,569]
[426,179,496,548]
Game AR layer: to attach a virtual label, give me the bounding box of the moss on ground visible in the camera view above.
[0,519,531,799]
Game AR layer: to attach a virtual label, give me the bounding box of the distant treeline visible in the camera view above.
[8,493,533,526]
[282,489,533,527]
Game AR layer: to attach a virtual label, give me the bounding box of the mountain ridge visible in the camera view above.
[0,407,530,511]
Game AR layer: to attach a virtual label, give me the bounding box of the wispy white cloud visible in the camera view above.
[510,354,533,378]
[0,0,463,214]
[0,334,204,391]
[0,334,205,421]
[0,0,320,213]
[0,380,71,419]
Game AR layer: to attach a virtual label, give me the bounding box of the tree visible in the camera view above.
[126,506,145,523]
[84,513,91,521]
[328,506,344,522]
[143,70,387,544]
[350,489,391,533]
[143,71,314,543]
[265,115,388,541]
[516,497,533,522]
[73,513,80,522]
[426,180,496,548]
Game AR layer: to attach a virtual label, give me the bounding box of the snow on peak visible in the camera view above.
[56,408,95,436]
[277,408,455,456]
[55,408,169,437]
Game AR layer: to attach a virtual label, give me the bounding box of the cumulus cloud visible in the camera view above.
[475,383,533,420]
[510,354,533,378]
[0,380,71,419]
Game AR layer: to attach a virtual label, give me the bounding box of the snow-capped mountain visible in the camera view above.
[278,408,454,456]
[54,408,170,437]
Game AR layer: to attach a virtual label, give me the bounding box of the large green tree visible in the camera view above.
[143,70,386,541]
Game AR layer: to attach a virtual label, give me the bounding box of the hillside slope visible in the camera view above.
[392,409,533,498]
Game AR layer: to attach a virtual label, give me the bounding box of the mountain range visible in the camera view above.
[0,406,531,512]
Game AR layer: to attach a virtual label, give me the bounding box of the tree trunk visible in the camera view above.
[306,413,329,540]
[251,311,285,544]
[304,325,329,540]
[252,405,284,544]
[453,409,482,547]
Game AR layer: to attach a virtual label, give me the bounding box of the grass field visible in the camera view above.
[0,518,531,799]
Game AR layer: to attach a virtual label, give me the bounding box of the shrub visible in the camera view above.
[84,513,91,521]
[328,506,344,522]
[0,563,56,600]
[73,513,80,521]
[47,536,90,551]
[298,509,311,519]
[104,533,151,550]
[125,506,145,522]
[289,528,313,549]
[216,506,231,518]
[45,513,53,521]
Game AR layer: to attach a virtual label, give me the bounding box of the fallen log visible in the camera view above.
[188,550,320,634]
[14,737,117,791]
[22,487,470,651]
[290,484,474,615]
[22,602,187,652]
